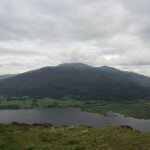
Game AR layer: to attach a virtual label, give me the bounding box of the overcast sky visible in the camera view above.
[0,0,150,76]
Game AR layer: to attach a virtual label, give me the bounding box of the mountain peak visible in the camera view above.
[100,66,121,72]
[57,63,92,69]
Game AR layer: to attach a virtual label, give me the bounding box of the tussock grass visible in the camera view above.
[0,124,150,150]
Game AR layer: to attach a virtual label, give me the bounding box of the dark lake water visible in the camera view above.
[0,108,150,132]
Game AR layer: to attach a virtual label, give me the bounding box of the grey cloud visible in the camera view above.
[2,62,22,66]
[0,48,41,55]
[0,0,129,41]
[119,0,150,43]
[0,0,150,76]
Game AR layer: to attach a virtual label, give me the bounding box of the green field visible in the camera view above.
[0,97,85,109]
[0,124,150,150]
[0,99,33,109]
[83,99,150,119]
[0,97,150,119]
[37,97,85,107]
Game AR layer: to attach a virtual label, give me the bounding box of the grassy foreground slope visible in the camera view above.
[0,124,150,150]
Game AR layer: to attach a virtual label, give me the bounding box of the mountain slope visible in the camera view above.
[0,63,149,100]
[0,74,15,81]
[99,66,150,86]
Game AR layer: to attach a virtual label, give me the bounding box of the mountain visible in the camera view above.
[0,63,150,100]
[0,74,15,81]
[57,63,92,69]
[99,66,150,86]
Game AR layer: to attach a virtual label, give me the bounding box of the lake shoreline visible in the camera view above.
[0,108,150,132]
[0,98,150,119]
[0,106,150,120]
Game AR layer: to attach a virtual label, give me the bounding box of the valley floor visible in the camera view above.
[0,124,150,150]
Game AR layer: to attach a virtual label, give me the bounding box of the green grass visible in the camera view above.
[0,99,33,109]
[0,97,85,109]
[83,99,150,119]
[0,124,149,150]
[36,98,85,107]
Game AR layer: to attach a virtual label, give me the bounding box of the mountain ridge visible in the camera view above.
[0,74,16,81]
[0,63,149,100]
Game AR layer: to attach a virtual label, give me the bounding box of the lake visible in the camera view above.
[0,108,150,132]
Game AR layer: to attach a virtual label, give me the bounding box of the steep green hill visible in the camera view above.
[0,63,150,100]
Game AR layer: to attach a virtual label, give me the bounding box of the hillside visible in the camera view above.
[0,124,150,150]
[0,63,150,100]
[0,74,15,81]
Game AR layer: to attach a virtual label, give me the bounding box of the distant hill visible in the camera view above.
[0,63,150,100]
[0,74,15,81]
